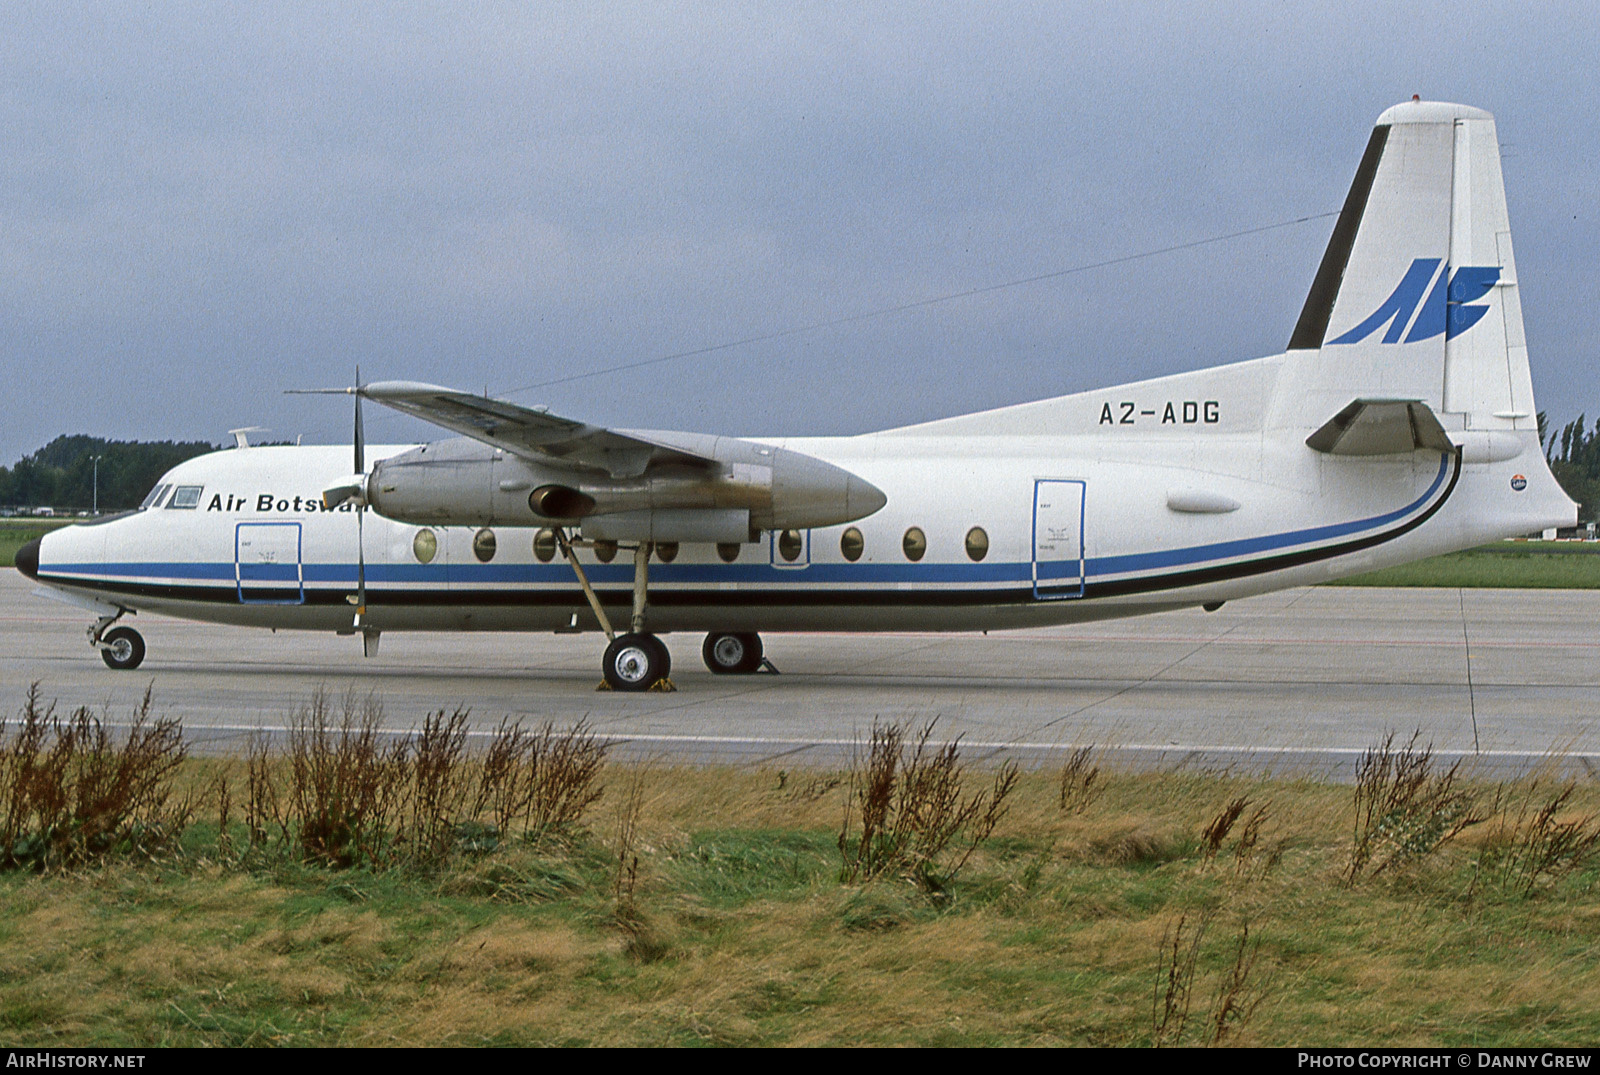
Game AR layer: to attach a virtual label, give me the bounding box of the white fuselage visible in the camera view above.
[27,349,1573,638]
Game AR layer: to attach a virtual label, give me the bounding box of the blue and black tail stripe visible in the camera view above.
[1086,453,1458,598]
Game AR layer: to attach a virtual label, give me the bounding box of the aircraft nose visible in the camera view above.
[15,536,41,580]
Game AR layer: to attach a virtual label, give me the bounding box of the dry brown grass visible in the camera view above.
[240,688,611,870]
[0,683,192,869]
[1347,730,1488,882]
[4,703,1600,1046]
[1473,778,1600,897]
[837,720,1019,889]
[1058,745,1103,815]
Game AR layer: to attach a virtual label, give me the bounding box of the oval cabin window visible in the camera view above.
[655,542,679,563]
[778,529,804,562]
[902,527,927,562]
[533,528,557,563]
[473,528,497,563]
[964,527,989,562]
[840,527,864,562]
[717,542,741,563]
[413,529,437,564]
[594,540,618,564]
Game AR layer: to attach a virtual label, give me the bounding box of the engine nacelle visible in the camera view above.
[365,434,886,539]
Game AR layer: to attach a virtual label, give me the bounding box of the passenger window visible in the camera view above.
[413,529,438,564]
[902,527,927,562]
[473,528,497,562]
[964,527,989,562]
[840,527,864,562]
[167,485,203,509]
[533,528,557,563]
[717,542,741,563]
[593,540,618,564]
[655,542,679,563]
[778,529,804,562]
[140,484,171,510]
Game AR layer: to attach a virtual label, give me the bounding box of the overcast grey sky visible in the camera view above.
[2,2,1595,462]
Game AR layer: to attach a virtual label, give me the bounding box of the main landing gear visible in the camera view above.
[555,530,676,692]
[553,530,775,690]
[702,631,764,675]
[603,633,672,691]
[91,611,145,670]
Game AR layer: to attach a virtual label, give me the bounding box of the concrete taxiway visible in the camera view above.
[3,569,1597,777]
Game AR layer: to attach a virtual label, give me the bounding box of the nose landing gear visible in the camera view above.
[100,626,146,670]
[90,611,145,670]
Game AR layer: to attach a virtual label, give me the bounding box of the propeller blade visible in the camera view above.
[353,368,368,631]
[354,504,366,629]
[289,367,370,635]
[354,364,365,477]
[322,475,366,510]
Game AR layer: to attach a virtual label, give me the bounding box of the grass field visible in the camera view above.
[1331,541,1600,588]
[0,519,71,566]
[3,740,1599,1047]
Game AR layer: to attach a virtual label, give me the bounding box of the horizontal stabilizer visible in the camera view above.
[1305,399,1455,456]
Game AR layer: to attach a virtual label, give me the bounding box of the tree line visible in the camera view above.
[0,436,218,514]
[1544,413,1600,524]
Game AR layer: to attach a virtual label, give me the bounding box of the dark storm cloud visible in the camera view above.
[1,3,1595,462]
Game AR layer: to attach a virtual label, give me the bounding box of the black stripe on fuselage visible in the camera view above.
[39,454,1459,612]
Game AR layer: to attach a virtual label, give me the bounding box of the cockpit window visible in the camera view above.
[139,484,171,510]
[167,485,204,509]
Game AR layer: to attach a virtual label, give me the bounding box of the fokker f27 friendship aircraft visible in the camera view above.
[18,100,1577,691]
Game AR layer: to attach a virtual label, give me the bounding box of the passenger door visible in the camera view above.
[236,522,304,604]
[1032,480,1085,599]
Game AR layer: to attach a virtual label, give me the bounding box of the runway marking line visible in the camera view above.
[98,722,1600,762]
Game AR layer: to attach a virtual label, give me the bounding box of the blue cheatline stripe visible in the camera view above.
[39,454,1450,596]
[1088,454,1449,576]
[238,565,300,581]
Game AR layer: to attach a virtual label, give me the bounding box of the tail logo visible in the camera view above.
[1327,257,1500,346]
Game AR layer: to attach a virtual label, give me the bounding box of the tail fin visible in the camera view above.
[1281,101,1535,434]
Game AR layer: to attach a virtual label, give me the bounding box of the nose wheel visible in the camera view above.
[99,626,146,670]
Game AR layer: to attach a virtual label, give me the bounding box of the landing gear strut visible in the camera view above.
[555,530,674,692]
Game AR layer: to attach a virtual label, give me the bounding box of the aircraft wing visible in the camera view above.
[360,381,716,478]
